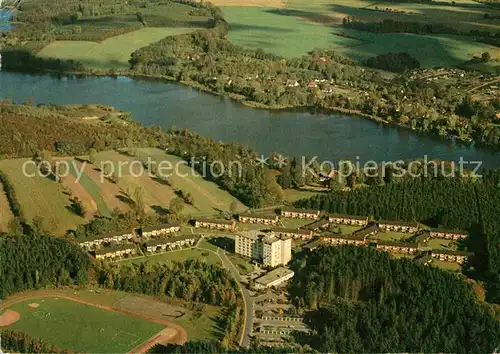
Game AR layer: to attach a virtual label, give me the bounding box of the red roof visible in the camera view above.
[307,81,317,87]
[496,112,500,119]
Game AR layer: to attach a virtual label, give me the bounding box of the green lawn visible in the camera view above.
[373,230,411,242]
[0,159,84,235]
[2,297,163,353]
[281,218,312,229]
[432,259,462,272]
[228,254,254,275]
[38,27,200,70]
[426,238,456,251]
[119,248,222,266]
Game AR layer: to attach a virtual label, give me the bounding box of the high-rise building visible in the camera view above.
[235,230,291,267]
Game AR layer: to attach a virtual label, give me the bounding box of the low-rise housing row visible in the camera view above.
[94,245,136,260]
[328,214,368,226]
[430,228,468,240]
[145,235,197,253]
[79,231,135,249]
[322,233,367,246]
[238,214,279,225]
[280,207,320,220]
[376,241,418,254]
[378,220,419,233]
[431,250,472,264]
[270,227,313,240]
[302,218,330,231]
[194,218,236,231]
[141,223,180,238]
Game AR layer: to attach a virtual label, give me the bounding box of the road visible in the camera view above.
[217,248,253,348]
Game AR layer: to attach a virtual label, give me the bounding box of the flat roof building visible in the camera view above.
[254,267,294,290]
[238,213,279,225]
[235,230,292,267]
[141,223,180,238]
[281,207,320,220]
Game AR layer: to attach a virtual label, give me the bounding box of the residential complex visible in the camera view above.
[238,213,279,225]
[430,229,468,240]
[303,218,330,231]
[376,241,418,255]
[431,250,472,264]
[281,207,320,220]
[145,235,197,252]
[378,220,419,233]
[328,214,368,226]
[94,245,136,260]
[79,231,135,249]
[270,227,314,240]
[140,223,180,238]
[194,218,236,231]
[235,230,292,267]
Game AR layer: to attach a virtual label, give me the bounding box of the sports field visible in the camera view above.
[0,159,84,235]
[2,297,164,353]
[0,183,13,232]
[38,27,199,70]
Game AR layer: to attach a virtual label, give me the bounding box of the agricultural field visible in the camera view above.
[38,27,199,71]
[0,183,13,232]
[222,0,499,70]
[133,148,247,214]
[119,248,222,266]
[0,159,85,235]
[1,297,164,353]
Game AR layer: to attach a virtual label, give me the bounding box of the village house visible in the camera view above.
[429,228,468,240]
[431,250,472,264]
[145,235,197,253]
[376,241,418,254]
[79,231,135,249]
[378,220,419,233]
[302,218,330,231]
[238,213,279,225]
[328,214,368,226]
[94,245,136,260]
[140,222,180,238]
[270,227,314,240]
[194,218,236,231]
[281,207,320,220]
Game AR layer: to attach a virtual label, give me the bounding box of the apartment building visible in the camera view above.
[79,231,135,249]
[254,267,294,290]
[145,235,197,253]
[430,228,468,240]
[238,213,279,225]
[94,245,136,260]
[378,220,419,233]
[194,218,236,231]
[235,230,292,267]
[281,207,320,220]
[140,222,181,238]
[328,214,368,226]
[431,250,472,264]
[270,227,314,240]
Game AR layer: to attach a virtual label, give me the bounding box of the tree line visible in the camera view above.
[289,246,500,353]
[0,330,70,353]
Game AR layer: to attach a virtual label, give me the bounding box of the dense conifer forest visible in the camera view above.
[289,246,500,353]
[0,330,70,353]
[0,234,92,299]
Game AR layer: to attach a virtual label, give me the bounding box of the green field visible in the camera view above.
[281,218,312,229]
[134,148,247,214]
[373,230,412,242]
[228,254,254,275]
[426,238,456,251]
[0,159,84,235]
[38,27,199,70]
[119,248,222,266]
[222,1,499,70]
[2,297,163,353]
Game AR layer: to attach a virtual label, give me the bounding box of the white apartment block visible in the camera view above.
[235,230,291,267]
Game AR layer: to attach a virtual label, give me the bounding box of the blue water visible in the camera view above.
[1,72,498,170]
[0,9,12,32]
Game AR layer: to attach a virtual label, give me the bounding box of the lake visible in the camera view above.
[0,72,498,169]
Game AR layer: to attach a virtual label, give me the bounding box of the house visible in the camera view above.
[307,81,318,88]
[238,213,279,225]
[140,222,180,238]
[378,220,419,233]
[429,228,468,240]
[286,79,300,87]
[270,227,314,240]
[145,235,197,253]
[328,214,368,226]
[194,218,236,231]
[79,231,135,249]
[94,245,136,260]
[376,241,418,254]
[302,218,330,231]
[431,250,472,264]
[254,267,294,290]
[281,207,320,220]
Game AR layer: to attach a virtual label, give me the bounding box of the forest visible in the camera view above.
[295,169,500,302]
[365,52,421,72]
[0,233,92,299]
[0,330,70,353]
[289,246,500,353]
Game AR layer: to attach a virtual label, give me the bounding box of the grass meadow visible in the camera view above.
[38,27,199,70]
[222,1,499,70]
[118,247,222,266]
[0,159,84,235]
[2,297,163,353]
